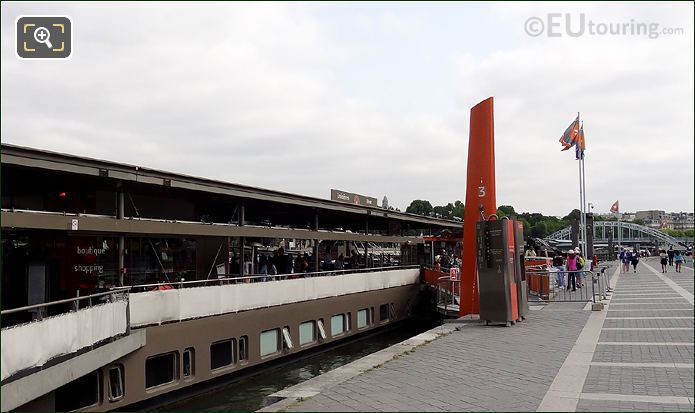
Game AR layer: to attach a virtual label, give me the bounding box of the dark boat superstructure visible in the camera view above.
[0,144,458,411]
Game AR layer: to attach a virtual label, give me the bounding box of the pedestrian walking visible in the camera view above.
[624,249,633,275]
[575,248,586,287]
[674,250,684,272]
[659,249,668,273]
[552,254,565,289]
[630,249,639,273]
[667,246,675,266]
[566,249,578,292]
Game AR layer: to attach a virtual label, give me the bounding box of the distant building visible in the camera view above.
[666,212,694,230]
[635,210,666,228]
[382,196,389,209]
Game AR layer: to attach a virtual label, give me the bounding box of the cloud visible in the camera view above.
[1,2,693,217]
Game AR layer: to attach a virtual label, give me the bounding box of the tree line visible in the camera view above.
[405,200,692,239]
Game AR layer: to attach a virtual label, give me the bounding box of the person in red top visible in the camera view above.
[566,249,578,292]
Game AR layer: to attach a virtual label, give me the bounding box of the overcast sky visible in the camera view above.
[2,2,693,217]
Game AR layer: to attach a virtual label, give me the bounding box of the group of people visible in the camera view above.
[619,248,640,273]
[659,247,686,273]
[551,247,594,291]
[240,247,363,280]
[433,249,461,272]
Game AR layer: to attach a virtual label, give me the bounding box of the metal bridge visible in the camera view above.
[545,221,687,249]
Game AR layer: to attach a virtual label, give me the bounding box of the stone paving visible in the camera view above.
[261,258,694,412]
[575,257,694,411]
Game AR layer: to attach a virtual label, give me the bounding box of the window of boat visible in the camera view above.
[211,339,235,370]
[239,336,249,362]
[346,312,351,331]
[299,320,316,345]
[183,348,195,379]
[317,319,327,340]
[357,309,370,329]
[390,303,396,319]
[370,306,375,324]
[331,314,345,336]
[379,304,389,321]
[108,364,124,402]
[145,352,178,389]
[260,328,280,357]
[282,326,294,350]
[55,370,100,411]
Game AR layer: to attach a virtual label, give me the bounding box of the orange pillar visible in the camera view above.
[460,97,497,316]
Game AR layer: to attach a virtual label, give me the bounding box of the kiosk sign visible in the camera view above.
[449,267,460,281]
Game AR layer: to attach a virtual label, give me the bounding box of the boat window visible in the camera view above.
[389,303,396,319]
[282,326,294,349]
[379,304,389,321]
[331,314,345,336]
[145,352,178,389]
[108,364,124,401]
[55,370,100,411]
[357,309,369,329]
[346,312,351,331]
[239,336,248,361]
[299,321,316,345]
[211,339,235,370]
[317,319,327,340]
[260,329,279,357]
[370,306,375,324]
[183,348,195,378]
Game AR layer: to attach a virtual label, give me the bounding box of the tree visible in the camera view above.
[405,200,433,216]
[497,205,516,217]
[531,222,548,238]
[563,209,581,222]
[633,218,645,226]
[452,200,464,219]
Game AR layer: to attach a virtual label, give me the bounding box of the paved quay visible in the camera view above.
[260,258,693,412]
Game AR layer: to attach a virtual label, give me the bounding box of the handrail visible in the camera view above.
[124,265,420,291]
[1,287,130,315]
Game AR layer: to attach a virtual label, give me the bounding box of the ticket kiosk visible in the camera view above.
[476,217,519,326]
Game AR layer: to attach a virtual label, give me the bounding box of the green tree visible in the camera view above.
[562,209,581,222]
[406,200,433,216]
[633,218,645,226]
[497,205,516,217]
[452,200,464,219]
[531,222,548,238]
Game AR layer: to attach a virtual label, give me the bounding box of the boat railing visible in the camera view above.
[1,287,132,330]
[127,265,420,293]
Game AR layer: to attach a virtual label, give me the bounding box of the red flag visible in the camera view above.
[610,200,619,213]
[559,115,580,151]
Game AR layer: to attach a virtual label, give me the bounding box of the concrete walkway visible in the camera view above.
[260,259,693,412]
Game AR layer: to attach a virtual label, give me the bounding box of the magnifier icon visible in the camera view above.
[33,27,53,49]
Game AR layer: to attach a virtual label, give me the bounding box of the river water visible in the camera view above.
[157,320,436,412]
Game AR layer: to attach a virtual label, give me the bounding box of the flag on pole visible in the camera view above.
[575,124,586,160]
[559,115,580,151]
[610,200,619,213]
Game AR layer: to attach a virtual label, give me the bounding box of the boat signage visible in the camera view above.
[331,189,378,207]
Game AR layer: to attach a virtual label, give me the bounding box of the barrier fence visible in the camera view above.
[526,265,614,304]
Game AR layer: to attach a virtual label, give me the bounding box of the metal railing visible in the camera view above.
[435,276,460,316]
[1,287,131,331]
[126,265,420,293]
[526,266,597,303]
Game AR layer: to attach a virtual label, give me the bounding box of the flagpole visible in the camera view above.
[581,150,588,256]
[577,113,585,254]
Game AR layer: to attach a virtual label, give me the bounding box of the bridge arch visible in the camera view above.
[545,221,686,249]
